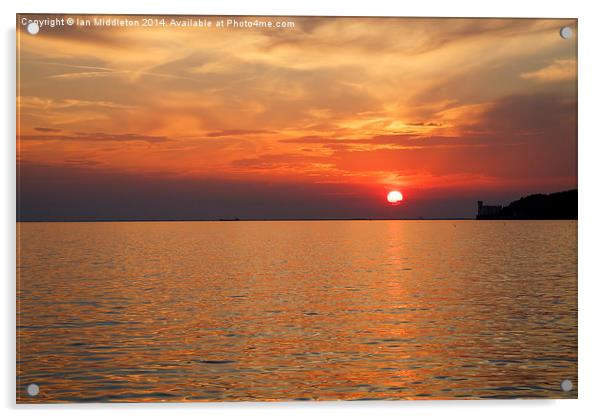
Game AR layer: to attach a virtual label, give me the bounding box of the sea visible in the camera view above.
[16,220,577,402]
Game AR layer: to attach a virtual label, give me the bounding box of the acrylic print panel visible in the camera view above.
[16,14,577,403]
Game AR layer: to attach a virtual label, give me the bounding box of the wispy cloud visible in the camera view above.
[34,127,61,133]
[520,59,577,83]
[19,131,171,144]
[19,96,133,110]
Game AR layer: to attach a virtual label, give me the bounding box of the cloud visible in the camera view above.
[206,129,274,137]
[329,93,576,178]
[231,153,329,170]
[16,160,396,221]
[19,131,171,144]
[47,70,127,80]
[16,16,577,219]
[405,122,443,127]
[520,59,577,83]
[63,159,103,166]
[19,96,133,110]
[473,93,576,135]
[280,134,476,148]
[268,93,577,182]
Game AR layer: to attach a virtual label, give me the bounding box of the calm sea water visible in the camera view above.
[17,221,577,402]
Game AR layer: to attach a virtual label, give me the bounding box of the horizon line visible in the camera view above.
[15,217,579,223]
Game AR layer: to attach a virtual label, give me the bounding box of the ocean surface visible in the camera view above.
[16,220,577,402]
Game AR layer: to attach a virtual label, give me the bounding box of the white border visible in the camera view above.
[3,1,601,417]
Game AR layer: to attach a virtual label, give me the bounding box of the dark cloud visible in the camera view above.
[475,93,576,135]
[405,122,443,127]
[328,93,577,179]
[273,93,577,182]
[63,159,103,166]
[232,153,329,169]
[20,131,171,143]
[206,129,274,137]
[16,161,398,221]
[18,159,568,221]
[34,127,61,132]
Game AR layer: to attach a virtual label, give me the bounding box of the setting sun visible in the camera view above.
[387,191,403,205]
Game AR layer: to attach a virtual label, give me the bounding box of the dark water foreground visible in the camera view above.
[17,220,577,402]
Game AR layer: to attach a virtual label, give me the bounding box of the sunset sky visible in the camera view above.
[17,15,577,220]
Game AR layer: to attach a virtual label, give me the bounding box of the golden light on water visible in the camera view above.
[16,221,578,401]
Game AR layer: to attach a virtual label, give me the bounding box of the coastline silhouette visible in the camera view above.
[476,189,577,220]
